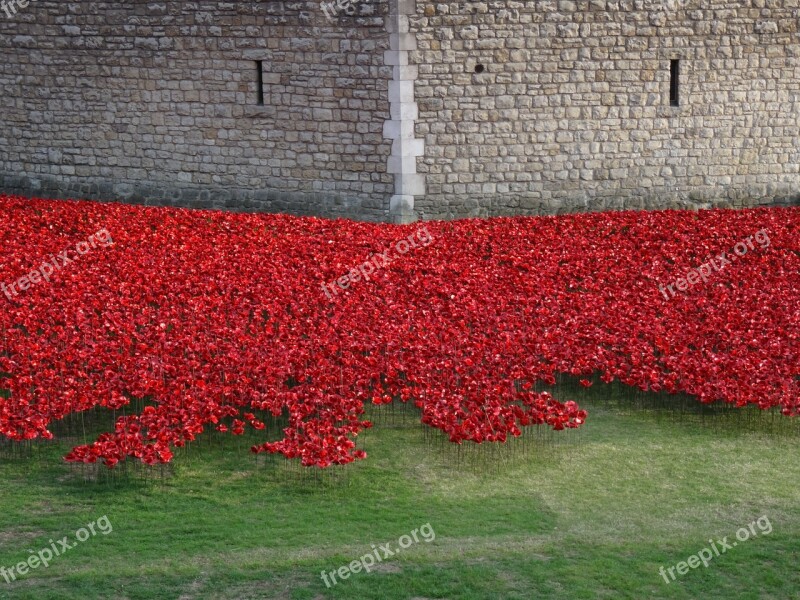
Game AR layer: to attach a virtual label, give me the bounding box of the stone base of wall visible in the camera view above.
[2,172,797,222]
[0,173,390,222]
[416,184,800,221]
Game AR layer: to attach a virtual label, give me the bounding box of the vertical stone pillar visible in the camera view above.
[384,0,424,224]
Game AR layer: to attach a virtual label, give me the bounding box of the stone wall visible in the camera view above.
[0,1,394,220]
[1,0,799,221]
[409,0,800,219]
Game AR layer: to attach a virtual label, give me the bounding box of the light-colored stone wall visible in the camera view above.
[410,0,800,219]
[0,1,394,220]
[1,0,798,220]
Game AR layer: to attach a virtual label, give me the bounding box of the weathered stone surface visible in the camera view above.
[0,0,393,221]
[0,0,798,221]
[411,0,800,219]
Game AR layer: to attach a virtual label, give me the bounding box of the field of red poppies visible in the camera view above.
[0,196,797,471]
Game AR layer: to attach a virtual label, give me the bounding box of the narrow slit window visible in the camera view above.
[669,59,680,107]
[256,60,265,105]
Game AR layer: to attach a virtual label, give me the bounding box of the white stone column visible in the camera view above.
[384,0,424,224]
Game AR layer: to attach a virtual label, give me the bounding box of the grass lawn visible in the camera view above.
[0,382,799,599]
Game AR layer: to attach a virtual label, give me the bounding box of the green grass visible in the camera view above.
[1,386,799,599]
